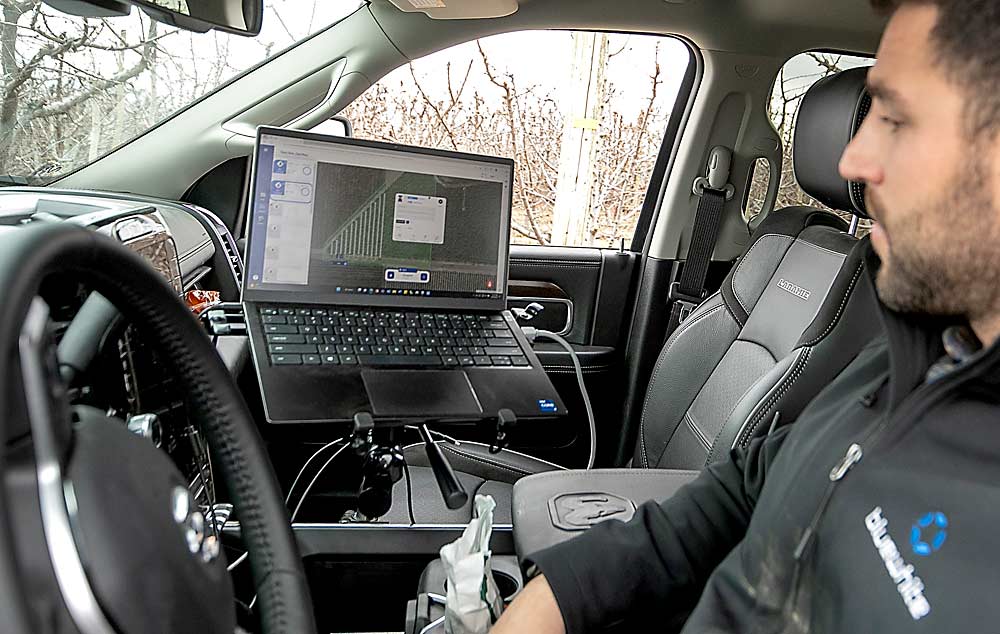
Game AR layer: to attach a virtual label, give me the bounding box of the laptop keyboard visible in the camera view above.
[257,305,529,368]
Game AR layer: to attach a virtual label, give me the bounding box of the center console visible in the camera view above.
[510,468,699,560]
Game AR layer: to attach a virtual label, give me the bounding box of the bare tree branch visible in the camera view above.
[807,52,844,76]
[30,55,146,118]
[409,62,459,150]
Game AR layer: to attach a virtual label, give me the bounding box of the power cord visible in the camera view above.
[227,437,348,573]
[247,441,352,610]
[286,437,347,508]
[289,442,351,523]
[520,327,597,469]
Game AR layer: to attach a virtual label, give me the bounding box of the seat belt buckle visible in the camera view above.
[668,282,704,323]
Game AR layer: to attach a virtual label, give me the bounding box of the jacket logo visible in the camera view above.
[865,507,932,620]
[911,512,948,556]
[777,278,811,301]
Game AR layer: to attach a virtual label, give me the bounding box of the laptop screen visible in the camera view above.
[242,127,514,311]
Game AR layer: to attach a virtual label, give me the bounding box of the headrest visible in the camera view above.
[792,67,871,219]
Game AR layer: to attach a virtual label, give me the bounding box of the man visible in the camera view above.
[493,0,1000,631]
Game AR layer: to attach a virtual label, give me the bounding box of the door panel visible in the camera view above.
[505,245,638,467]
[508,292,573,336]
[509,246,603,345]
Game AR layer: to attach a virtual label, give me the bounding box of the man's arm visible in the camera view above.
[494,424,791,634]
[492,575,564,634]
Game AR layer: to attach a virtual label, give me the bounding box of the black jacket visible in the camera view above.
[529,250,1000,633]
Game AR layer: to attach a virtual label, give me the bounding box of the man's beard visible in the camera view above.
[873,162,1000,321]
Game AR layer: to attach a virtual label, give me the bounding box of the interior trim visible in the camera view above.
[509,295,573,336]
[225,521,516,557]
[20,298,116,634]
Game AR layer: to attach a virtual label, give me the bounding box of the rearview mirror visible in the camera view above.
[131,0,263,36]
[42,0,263,36]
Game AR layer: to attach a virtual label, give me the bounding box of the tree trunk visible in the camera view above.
[550,32,608,246]
[0,2,31,173]
[88,99,102,163]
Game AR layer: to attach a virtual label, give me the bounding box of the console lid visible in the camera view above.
[511,468,700,561]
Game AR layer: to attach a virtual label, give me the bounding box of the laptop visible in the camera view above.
[242,126,566,425]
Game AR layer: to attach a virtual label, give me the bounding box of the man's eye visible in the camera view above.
[880,116,903,132]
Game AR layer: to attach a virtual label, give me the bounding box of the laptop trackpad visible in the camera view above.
[362,370,483,418]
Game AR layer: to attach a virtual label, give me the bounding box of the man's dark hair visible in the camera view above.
[872,0,1000,140]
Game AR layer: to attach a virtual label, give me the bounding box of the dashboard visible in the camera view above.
[0,188,243,291]
[0,186,247,534]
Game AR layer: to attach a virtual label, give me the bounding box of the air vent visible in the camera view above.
[219,232,244,284]
[183,203,243,285]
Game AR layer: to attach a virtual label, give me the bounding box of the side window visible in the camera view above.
[746,52,874,228]
[343,32,690,247]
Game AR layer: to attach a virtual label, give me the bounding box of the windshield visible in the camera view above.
[0,0,363,184]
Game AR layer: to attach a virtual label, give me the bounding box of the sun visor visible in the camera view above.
[386,0,517,19]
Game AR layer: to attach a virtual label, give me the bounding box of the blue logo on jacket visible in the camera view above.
[910,512,948,556]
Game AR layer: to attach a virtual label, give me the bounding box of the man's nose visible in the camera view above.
[838,122,880,185]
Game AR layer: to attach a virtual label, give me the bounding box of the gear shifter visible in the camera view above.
[418,424,469,510]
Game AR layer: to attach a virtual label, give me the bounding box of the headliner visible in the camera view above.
[370,0,886,61]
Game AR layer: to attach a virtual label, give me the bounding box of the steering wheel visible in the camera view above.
[0,223,316,634]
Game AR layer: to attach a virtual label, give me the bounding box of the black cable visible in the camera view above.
[402,458,416,526]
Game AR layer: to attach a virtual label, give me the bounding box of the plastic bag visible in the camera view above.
[440,495,504,634]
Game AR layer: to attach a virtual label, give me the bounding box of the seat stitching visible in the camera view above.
[720,291,745,328]
[800,262,865,346]
[792,237,852,258]
[443,441,567,471]
[705,359,785,462]
[443,445,529,477]
[405,441,566,471]
[513,469,702,486]
[730,234,794,313]
[724,349,804,456]
[738,348,811,450]
[639,298,725,468]
[640,299,725,465]
[683,411,712,451]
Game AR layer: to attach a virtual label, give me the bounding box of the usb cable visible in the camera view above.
[520,327,596,469]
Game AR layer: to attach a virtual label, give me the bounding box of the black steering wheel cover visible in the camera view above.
[0,223,316,634]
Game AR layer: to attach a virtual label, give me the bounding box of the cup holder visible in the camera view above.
[494,570,520,602]
[442,569,521,602]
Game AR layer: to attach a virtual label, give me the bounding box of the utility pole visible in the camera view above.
[551,32,608,246]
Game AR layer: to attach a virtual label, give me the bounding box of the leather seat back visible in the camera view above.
[635,67,875,470]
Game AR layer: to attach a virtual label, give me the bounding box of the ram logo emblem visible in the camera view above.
[549,493,636,531]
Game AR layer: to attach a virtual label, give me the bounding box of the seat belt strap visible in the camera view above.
[665,146,734,337]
